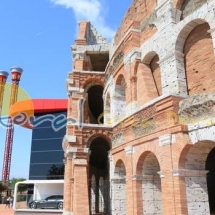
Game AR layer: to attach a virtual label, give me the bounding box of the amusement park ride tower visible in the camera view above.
[2,67,23,183]
[0,71,9,109]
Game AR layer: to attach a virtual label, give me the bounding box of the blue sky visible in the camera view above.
[0,0,132,179]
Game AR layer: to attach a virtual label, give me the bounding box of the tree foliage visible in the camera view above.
[0,181,8,192]
[9,178,26,192]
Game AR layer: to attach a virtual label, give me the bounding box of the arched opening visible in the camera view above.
[114,75,126,122]
[87,85,104,124]
[206,147,215,214]
[141,152,163,215]
[89,137,110,215]
[183,22,215,95]
[150,54,162,96]
[135,58,160,106]
[104,93,111,125]
[183,141,215,214]
[111,160,126,214]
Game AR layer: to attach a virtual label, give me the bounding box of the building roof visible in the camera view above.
[10,99,67,129]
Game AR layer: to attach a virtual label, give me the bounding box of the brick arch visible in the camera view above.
[115,74,125,85]
[136,151,163,215]
[139,51,161,99]
[84,132,112,149]
[175,19,215,95]
[178,141,215,214]
[114,159,126,179]
[176,19,210,53]
[178,143,192,170]
[136,151,161,175]
[82,77,104,90]
[184,22,215,95]
[142,51,157,65]
[179,141,215,170]
[115,159,124,166]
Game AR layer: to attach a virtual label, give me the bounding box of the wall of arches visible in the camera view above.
[103,0,215,125]
[110,134,215,215]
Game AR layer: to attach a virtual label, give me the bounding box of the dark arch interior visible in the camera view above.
[89,137,110,214]
[206,147,215,213]
[89,137,110,170]
[88,85,104,124]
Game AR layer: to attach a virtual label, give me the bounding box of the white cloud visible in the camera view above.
[50,0,115,40]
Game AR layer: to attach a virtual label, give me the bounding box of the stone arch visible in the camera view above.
[179,141,215,214]
[184,22,215,95]
[136,151,163,215]
[88,136,110,214]
[175,19,215,96]
[111,159,127,214]
[82,77,104,90]
[140,51,162,99]
[113,74,126,122]
[85,133,112,149]
[176,19,214,54]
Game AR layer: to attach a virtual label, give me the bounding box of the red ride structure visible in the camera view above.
[0,71,9,111]
[2,67,23,183]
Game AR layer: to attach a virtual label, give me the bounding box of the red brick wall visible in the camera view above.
[184,23,215,95]
[114,0,157,45]
[136,63,158,106]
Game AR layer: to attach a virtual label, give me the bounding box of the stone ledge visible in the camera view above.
[179,92,215,123]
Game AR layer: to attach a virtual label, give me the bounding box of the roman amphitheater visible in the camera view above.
[62,0,215,214]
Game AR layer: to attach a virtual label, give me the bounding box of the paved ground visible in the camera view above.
[0,204,14,215]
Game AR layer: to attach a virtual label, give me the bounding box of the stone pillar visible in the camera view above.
[111,178,127,215]
[159,134,177,215]
[73,158,90,215]
[174,169,210,215]
[63,153,73,215]
[132,175,143,215]
[63,146,90,215]
[125,146,134,215]
[110,154,127,215]
[123,48,141,116]
[171,169,189,215]
[159,51,187,96]
[127,76,138,115]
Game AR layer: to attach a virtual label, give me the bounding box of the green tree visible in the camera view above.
[9,178,26,193]
[0,181,8,193]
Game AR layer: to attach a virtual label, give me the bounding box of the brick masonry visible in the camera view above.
[63,0,215,215]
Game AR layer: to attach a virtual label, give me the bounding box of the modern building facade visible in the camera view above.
[29,111,67,180]
[10,99,67,180]
[63,0,215,215]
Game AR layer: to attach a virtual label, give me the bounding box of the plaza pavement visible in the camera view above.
[0,204,14,215]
